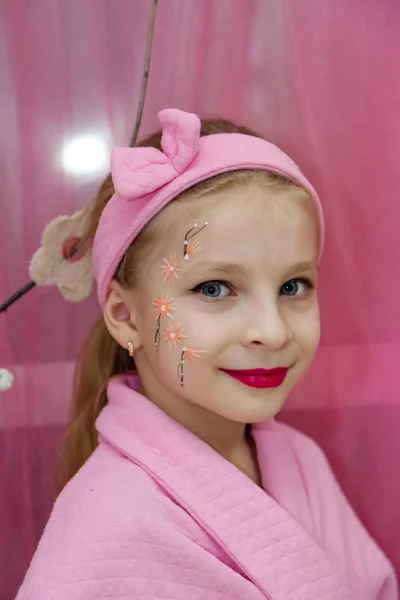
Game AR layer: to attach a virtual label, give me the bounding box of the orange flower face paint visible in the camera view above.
[164,324,185,347]
[185,240,202,259]
[183,346,204,362]
[153,292,176,320]
[160,254,181,283]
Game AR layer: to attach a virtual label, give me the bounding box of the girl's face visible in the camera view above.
[120,182,320,425]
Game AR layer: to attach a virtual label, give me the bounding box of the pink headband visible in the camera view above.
[93,108,324,308]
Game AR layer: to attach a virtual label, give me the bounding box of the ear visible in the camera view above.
[103,281,142,353]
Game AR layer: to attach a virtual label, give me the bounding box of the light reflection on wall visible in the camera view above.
[61,136,108,176]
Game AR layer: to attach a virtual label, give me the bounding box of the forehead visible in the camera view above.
[150,181,318,269]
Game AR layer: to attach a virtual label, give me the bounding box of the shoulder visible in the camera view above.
[54,442,193,536]
[16,445,191,598]
[18,444,250,599]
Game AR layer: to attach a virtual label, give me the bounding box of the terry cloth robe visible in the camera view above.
[17,375,398,600]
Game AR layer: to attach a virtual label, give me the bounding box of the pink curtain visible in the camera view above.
[1,0,399,597]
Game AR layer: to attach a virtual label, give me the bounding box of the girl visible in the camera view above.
[17,109,397,599]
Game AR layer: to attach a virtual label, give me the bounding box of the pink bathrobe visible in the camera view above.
[17,375,397,599]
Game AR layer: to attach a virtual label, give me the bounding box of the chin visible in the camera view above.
[216,386,289,424]
[249,395,288,423]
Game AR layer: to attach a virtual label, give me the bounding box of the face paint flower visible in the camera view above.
[161,254,181,283]
[153,293,176,319]
[164,324,185,347]
[185,240,202,259]
[182,346,204,362]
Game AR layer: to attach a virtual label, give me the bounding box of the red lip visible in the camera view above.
[221,367,288,389]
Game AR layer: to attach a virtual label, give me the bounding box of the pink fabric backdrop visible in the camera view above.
[1,0,399,597]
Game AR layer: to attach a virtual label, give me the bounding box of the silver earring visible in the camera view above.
[127,341,134,357]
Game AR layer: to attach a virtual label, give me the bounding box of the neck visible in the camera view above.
[139,381,248,458]
[138,376,262,486]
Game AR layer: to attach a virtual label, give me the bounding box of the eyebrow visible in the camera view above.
[182,261,252,278]
[287,261,318,275]
[181,259,317,279]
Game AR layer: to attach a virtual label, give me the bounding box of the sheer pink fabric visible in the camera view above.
[1,1,399,597]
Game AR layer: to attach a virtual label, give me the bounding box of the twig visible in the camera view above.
[130,0,159,146]
[0,281,36,313]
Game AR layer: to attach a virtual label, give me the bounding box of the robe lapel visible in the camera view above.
[97,376,354,600]
[251,420,317,538]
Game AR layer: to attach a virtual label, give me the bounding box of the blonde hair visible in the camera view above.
[58,119,312,490]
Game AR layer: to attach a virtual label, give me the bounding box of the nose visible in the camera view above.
[241,299,292,351]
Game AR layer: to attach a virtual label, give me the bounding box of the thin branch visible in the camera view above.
[0,281,36,313]
[130,0,159,146]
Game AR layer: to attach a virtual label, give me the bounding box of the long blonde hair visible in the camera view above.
[58,119,311,490]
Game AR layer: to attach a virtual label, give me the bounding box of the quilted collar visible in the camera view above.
[96,375,353,600]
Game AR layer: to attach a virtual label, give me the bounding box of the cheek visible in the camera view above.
[294,305,321,354]
[174,304,232,354]
[140,288,233,378]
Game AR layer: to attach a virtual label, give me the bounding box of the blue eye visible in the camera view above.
[193,281,232,299]
[281,279,312,296]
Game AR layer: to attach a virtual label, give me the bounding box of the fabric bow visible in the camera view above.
[111,109,201,200]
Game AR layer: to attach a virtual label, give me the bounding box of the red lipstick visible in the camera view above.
[221,367,288,389]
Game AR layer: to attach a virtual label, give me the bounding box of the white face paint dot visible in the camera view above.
[184,255,189,260]
[205,221,209,225]
[194,223,198,228]
[183,346,187,351]
[171,333,176,339]
[169,266,174,271]
[161,306,166,311]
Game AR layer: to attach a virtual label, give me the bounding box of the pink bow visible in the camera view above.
[111,109,201,200]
